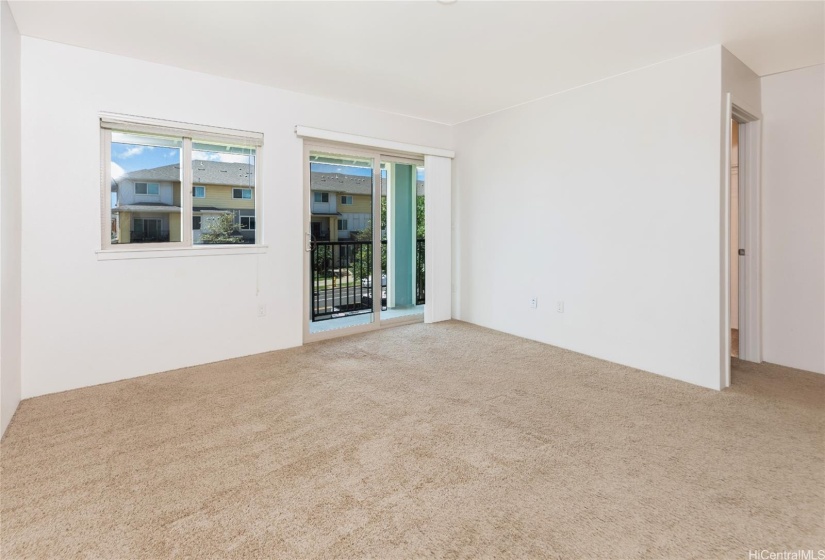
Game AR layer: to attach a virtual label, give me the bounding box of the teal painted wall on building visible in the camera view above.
[393,164,414,307]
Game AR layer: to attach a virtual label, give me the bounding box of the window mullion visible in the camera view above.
[101,129,112,250]
[182,137,193,247]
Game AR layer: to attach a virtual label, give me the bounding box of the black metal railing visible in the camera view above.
[416,238,425,305]
[310,238,425,322]
[130,231,170,243]
[311,241,374,322]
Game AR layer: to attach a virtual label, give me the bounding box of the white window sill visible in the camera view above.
[96,244,268,261]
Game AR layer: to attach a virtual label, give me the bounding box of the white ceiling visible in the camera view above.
[9,1,825,124]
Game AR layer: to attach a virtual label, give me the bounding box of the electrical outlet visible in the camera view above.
[530,297,538,309]
[257,304,267,317]
[557,301,564,313]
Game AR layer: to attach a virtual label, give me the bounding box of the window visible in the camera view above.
[197,142,255,244]
[314,192,329,203]
[109,133,182,245]
[135,182,160,195]
[340,195,353,205]
[132,218,166,242]
[102,115,262,250]
[338,219,348,231]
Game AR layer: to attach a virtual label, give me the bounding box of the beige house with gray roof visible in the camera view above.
[310,172,424,241]
[113,163,422,244]
[112,161,256,244]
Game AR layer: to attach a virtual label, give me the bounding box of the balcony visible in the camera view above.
[310,239,425,322]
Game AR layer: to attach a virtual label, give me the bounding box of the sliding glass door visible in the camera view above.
[305,146,379,337]
[304,145,426,340]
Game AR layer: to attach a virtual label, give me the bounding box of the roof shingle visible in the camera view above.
[117,161,425,195]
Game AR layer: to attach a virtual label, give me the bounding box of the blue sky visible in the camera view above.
[111,142,180,178]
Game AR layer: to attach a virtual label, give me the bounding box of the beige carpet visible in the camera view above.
[2,321,823,559]
[732,328,740,358]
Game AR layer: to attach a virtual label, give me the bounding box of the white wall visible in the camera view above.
[0,0,22,436]
[21,38,452,398]
[722,47,762,115]
[454,47,727,389]
[761,64,825,374]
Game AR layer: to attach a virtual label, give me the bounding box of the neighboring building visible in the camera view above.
[112,161,255,244]
[190,161,256,244]
[310,171,371,241]
[310,171,424,241]
[111,165,182,243]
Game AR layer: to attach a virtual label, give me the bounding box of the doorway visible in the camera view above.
[725,98,762,387]
[303,143,427,342]
[730,119,740,358]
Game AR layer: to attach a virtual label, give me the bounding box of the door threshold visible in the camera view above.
[304,313,424,344]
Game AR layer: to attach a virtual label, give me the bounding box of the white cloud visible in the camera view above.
[118,145,146,158]
[111,162,126,179]
[193,151,253,164]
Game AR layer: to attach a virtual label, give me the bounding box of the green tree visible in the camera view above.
[200,212,243,244]
[416,196,425,239]
[351,223,377,283]
[313,243,333,274]
[352,195,426,283]
[415,196,425,287]
[352,197,387,281]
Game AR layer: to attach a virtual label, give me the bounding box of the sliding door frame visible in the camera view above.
[303,141,381,342]
[303,141,428,343]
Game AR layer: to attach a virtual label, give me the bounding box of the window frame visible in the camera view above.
[337,218,348,231]
[240,216,256,230]
[314,192,329,203]
[340,195,353,205]
[99,115,265,257]
[193,186,206,198]
[233,188,253,200]
[135,182,160,196]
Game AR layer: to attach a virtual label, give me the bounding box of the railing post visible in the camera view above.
[310,240,316,321]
